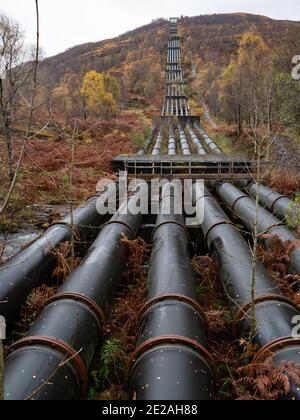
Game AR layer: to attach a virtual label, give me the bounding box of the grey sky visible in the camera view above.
[1,0,300,57]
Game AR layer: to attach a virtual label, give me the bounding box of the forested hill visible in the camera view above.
[38,13,300,87]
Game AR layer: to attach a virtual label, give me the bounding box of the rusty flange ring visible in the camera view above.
[48,222,73,233]
[152,220,189,239]
[204,220,235,244]
[47,292,106,329]
[264,222,287,235]
[104,220,135,238]
[10,336,89,396]
[270,195,290,213]
[230,195,251,212]
[139,294,208,327]
[233,294,299,337]
[128,335,216,376]
[253,336,300,363]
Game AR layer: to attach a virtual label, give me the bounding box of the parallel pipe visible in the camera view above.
[186,125,206,156]
[216,183,300,276]
[4,186,147,400]
[168,125,177,155]
[0,184,117,329]
[137,128,156,156]
[177,124,191,156]
[247,182,295,222]
[152,129,163,156]
[194,125,222,155]
[194,185,300,400]
[129,185,215,400]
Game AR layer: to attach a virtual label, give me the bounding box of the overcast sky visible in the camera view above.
[1,0,300,57]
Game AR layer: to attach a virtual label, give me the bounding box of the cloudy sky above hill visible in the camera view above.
[1,0,300,57]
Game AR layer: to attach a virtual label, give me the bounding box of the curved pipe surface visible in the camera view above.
[186,125,206,156]
[248,182,294,222]
[216,183,300,276]
[194,125,222,155]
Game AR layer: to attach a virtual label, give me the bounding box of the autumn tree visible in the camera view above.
[0,13,29,180]
[217,32,274,134]
[125,60,162,97]
[81,70,120,118]
[51,72,85,120]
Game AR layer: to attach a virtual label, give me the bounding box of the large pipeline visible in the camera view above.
[0,184,117,329]
[186,125,206,156]
[215,183,300,276]
[4,185,147,400]
[194,185,300,400]
[129,184,215,400]
[247,182,295,222]
[168,125,177,155]
[194,125,222,155]
[137,128,156,156]
[177,124,191,156]
[152,129,163,156]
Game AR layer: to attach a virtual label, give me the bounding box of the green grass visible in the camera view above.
[87,338,127,400]
[284,127,300,153]
[205,130,237,156]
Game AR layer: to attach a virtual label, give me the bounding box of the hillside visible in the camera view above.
[38,13,300,89]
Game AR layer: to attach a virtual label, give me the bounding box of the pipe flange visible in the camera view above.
[10,336,89,395]
[205,220,235,244]
[230,194,251,212]
[48,221,73,233]
[233,294,299,337]
[254,336,300,363]
[271,195,290,213]
[128,335,216,376]
[139,294,208,327]
[47,292,106,329]
[264,222,287,236]
[104,220,135,238]
[194,194,214,206]
[152,220,189,239]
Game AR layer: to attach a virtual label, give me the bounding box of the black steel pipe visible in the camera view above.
[4,186,147,400]
[129,185,215,401]
[248,182,294,222]
[194,125,222,155]
[186,125,206,156]
[168,125,177,156]
[0,184,117,329]
[152,129,163,156]
[177,124,191,156]
[137,127,157,156]
[194,185,300,400]
[216,183,300,276]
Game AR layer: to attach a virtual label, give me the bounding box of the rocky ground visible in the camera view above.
[271,134,300,173]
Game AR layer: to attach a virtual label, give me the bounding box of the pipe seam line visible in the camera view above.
[128,335,216,376]
[46,292,106,327]
[254,336,300,363]
[138,294,208,327]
